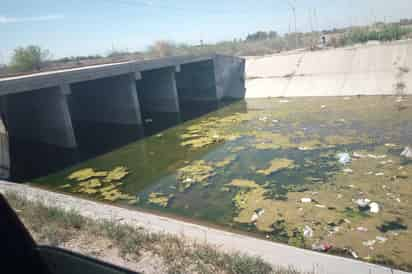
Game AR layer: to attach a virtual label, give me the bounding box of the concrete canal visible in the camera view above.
[33,95,412,272]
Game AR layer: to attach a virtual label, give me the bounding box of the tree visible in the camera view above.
[10,45,50,72]
[148,41,176,58]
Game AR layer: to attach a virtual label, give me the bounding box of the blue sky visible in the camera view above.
[1,0,412,63]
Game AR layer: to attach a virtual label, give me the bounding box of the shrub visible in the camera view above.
[10,45,50,72]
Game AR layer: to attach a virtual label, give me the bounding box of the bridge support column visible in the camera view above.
[214,55,246,99]
[69,74,142,125]
[135,67,181,134]
[0,116,10,179]
[68,74,143,153]
[176,60,219,119]
[1,86,77,148]
[176,60,218,102]
[137,67,180,114]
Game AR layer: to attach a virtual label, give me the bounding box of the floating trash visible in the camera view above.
[343,168,353,174]
[368,154,387,159]
[400,146,412,159]
[375,172,385,176]
[377,218,408,233]
[350,250,359,259]
[301,198,312,203]
[355,198,371,209]
[357,226,368,232]
[251,208,265,222]
[385,143,397,147]
[311,243,333,252]
[362,240,376,247]
[315,204,326,208]
[369,202,380,214]
[353,152,366,159]
[337,152,351,165]
[376,236,388,243]
[303,225,314,238]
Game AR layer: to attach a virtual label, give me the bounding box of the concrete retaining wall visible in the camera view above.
[246,40,412,97]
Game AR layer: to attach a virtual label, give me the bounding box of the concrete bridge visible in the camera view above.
[0,54,245,151]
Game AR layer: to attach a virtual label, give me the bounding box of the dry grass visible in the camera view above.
[5,191,309,274]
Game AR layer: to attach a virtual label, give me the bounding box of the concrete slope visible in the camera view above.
[0,182,409,274]
[246,40,412,98]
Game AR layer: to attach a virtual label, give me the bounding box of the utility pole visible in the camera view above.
[308,9,313,48]
[288,0,298,49]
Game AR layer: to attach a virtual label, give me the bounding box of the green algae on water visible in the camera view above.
[257,159,295,176]
[34,96,412,272]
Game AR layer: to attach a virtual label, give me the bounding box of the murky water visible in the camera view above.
[34,96,412,271]
[9,101,220,181]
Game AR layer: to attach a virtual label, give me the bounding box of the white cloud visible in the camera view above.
[0,14,64,24]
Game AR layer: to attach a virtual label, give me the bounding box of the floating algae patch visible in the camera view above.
[34,96,412,272]
[213,155,237,168]
[101,188,134,202]
[177,160,216,191]
[76,178,102,194]
[179,112,252,149]
[63,166,135,203]
[147,192,174,208]
[67,168,108,181]
[228,179,260,189]
[103,166,129,182]
[257,158,295,176]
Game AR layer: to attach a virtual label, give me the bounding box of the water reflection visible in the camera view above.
[9,99,234,181]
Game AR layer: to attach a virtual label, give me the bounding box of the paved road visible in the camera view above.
[0,181,409,274]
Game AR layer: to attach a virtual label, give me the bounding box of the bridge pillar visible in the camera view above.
[69,74,142,125]
[1,86,77,148]
[136,67,181,134]
[214,55,246,99]
[0,116,10,179]
[68,74,143,153]
[176,60,219,119]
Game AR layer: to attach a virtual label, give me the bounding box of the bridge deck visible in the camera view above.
[0,55,215,95]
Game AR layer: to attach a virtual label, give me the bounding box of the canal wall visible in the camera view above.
[246,40,412,97]
[0,54,245,156]
[0,182,408,274]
